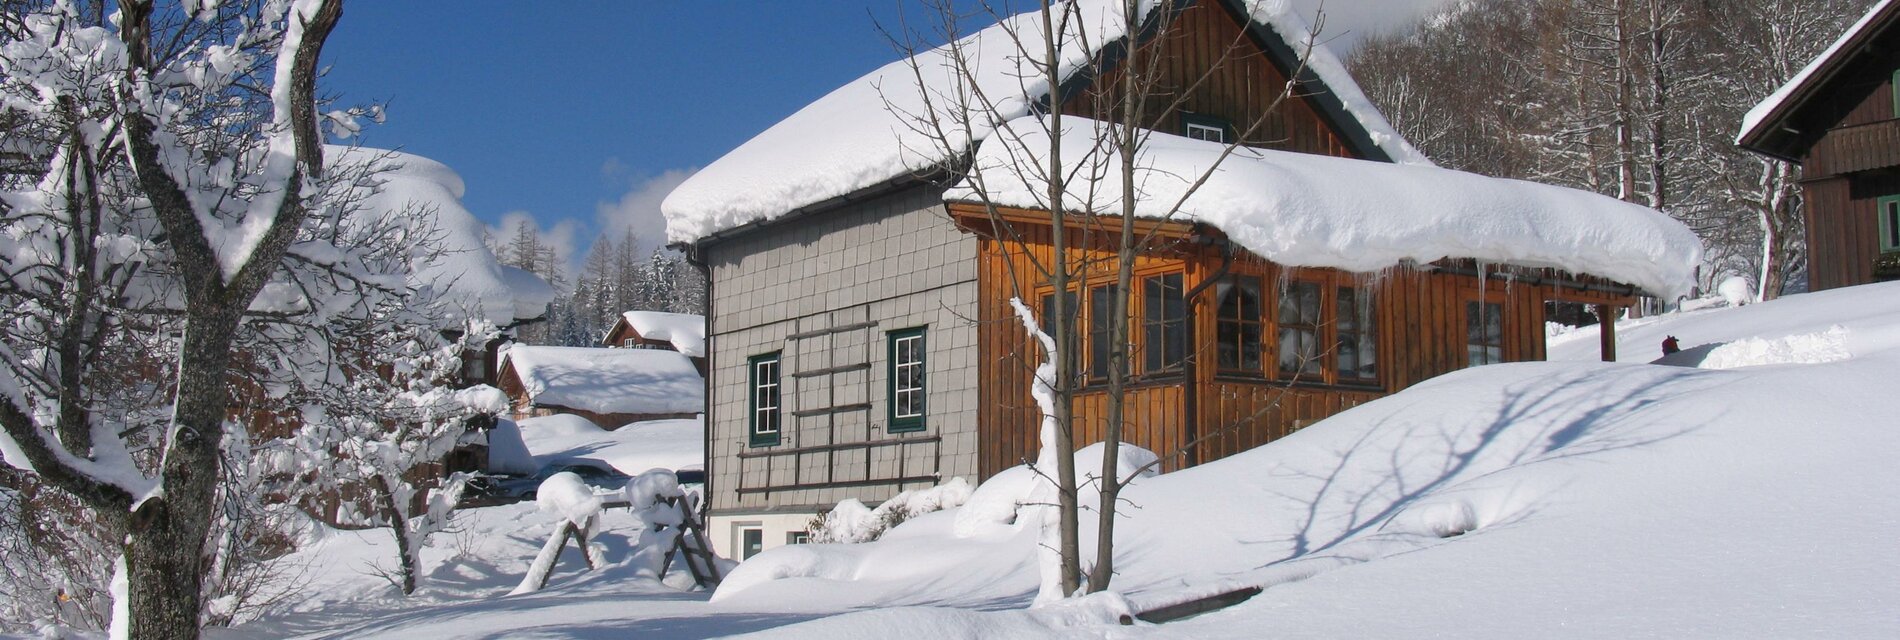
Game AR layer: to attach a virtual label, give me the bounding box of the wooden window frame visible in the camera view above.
[1276,278,1326,380]
[1892,69,1900,119]
[1336,285,1378,383]
[1216,274,1267,376]
[1879,195,1900,254]
[1142,272,1189,377]
[1181,112,1233,143]
[887,327,927,433]
[748,352,782,447]
[1463,298,1506,368]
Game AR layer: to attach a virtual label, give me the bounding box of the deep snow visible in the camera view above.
[225,282,1900,638]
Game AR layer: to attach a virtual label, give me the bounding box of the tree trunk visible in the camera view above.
[126,307,239,639]
[377,477,418,595]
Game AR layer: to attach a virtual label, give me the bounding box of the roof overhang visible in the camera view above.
[1739,1,1900,162]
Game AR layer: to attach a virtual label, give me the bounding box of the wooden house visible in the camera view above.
[603,310,708,375]
[662,0,1699,560]
[1738,0,1900,290]
[494,345,704,429]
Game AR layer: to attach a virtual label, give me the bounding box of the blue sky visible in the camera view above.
[320,1,1450,271]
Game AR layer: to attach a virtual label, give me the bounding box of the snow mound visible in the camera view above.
[454,384,510,414]
[1699,326,1851,370]
[951,115,1701,297]
[484,418,536,476]
[535,472,603,525]
[500,346,704,416]
[1718,276,1754,306]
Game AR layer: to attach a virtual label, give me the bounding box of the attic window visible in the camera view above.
[1182,113,1232,144]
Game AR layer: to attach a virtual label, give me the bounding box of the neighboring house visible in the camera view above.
[1738,0,1900,291]
[662,0,1700,561]
[495,345,705,429]
[603,310,708,375]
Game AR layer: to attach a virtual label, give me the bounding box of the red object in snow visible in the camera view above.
[1661,335,1681,356]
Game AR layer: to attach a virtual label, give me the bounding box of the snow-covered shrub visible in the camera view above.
[1719,276,1755,306]
[809,478,974,544]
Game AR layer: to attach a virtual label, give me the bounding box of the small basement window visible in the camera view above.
[1182,112,1232,143]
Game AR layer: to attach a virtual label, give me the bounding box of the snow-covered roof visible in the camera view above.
[949,116,1702,298]
[613,311,707,357]
[331,148,554,327]
[661,0,1427,244]
[498,345,704,416]
[1738,0,1896,149]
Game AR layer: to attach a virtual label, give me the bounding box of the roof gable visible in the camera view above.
[661,0,1426,245]
[1739,0,1900,161]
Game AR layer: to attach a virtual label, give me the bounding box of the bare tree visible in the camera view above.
[884,0,1328,598]
[0,1,359,637]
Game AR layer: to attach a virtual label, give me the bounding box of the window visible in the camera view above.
[1337,287,1377,381]
[1089,285,1122,380]
[1039,290,1080,366]
[1143,274,1187,373]
[741,528,764,560]
[787,531,810,545]
[1216,276,1264,373]
[748,353,782,446]
[1892,69,1900,118]
[621,337,637,348]
[1465,301,1504,367]
[1278,281,1323,376]
[461,351,487,384]
[1181,112,1232,143]
[1880,196,1900,253]
[888,328,926,432]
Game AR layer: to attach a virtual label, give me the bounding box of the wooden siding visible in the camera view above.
[1057,0,1353,159]
[1797,66,1900,291]
[1811,119,1900,177]
[967,208,1599,479]
[1839,74,1896,129]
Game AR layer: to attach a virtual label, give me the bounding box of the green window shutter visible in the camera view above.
[887,328,927,433]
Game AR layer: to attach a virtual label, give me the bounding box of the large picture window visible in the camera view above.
[1217,276,1264,373]
[1278,281,1323,376]
[1144,274,1187,373]
[888,328,926,432]
[748,352,782,446]
[1465,301,1504,367]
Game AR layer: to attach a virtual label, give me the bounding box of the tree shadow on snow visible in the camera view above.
[1232,364,1727,588]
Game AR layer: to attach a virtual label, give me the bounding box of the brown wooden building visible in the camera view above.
[1739,0,1900,290]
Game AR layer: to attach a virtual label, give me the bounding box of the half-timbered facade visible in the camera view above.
[1739,0,1900,290]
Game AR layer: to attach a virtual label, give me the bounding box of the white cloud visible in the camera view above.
[1289,0,1459,52]
[595,168,695,258]
[488,210,584,282]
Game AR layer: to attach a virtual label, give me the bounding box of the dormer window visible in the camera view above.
[1182,112,1232,143]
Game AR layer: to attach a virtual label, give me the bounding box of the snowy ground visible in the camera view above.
[230,283,1900,638]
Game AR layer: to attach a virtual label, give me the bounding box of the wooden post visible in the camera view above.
[1595,304,1618,362]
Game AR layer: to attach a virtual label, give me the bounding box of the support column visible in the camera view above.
[1595,304,1618,362]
